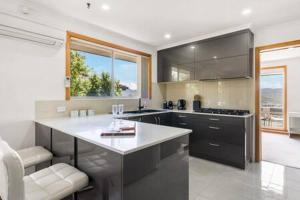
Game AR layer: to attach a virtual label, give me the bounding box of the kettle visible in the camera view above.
[177,99,186,110]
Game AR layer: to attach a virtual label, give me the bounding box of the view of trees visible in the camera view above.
[70,50,123,97]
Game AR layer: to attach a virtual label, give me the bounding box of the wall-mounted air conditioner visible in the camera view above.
[0,24,64,47]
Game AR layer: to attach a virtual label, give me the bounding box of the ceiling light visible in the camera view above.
[164,34,171,39]
[242,9,252,16]
[101,4,110,10]
[191,46,195,49]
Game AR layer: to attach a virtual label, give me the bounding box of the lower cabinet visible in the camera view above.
[35,123,189,200]
[123,135,189,200]
[126,112,249,169]
[172,113,247,169]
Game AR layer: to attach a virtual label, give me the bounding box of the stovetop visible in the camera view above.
[194,108,250,116]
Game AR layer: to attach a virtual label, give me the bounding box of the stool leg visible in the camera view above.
[72,192,78,200]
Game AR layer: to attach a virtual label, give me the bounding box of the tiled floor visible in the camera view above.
[189,157,300,200]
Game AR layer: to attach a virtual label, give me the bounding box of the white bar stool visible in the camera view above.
[0,140,88,200]
[17,146,53,168]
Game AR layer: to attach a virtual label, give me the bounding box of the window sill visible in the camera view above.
[70,96,141,101]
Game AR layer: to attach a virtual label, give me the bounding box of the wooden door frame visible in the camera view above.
[260,66,288,134]
[255,40,300,162]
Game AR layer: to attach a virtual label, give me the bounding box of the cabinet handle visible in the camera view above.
[209,143,220,147]
[178,115,187,118]
[209,126,220,130]
[154,117,158,124]
[179,123,187,126]
[209,118,220,121]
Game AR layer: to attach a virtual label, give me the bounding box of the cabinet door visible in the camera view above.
[195,55,250,80]
[195,31,251,62]
[127,116,142,122]
[156,113,172,126]
[157,44,195,82]
[142,115,157,124]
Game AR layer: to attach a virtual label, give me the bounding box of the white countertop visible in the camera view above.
[35,114,191,155]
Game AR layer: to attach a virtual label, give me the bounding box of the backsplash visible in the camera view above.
[165,79,254,111]
[35,83,166,119]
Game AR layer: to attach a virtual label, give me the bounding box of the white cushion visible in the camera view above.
[0,140,25,200]
[17,146,53,168]
[24,163,88,200]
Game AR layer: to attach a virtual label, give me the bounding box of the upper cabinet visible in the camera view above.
[157,44,196,82]
[157,29,254,83]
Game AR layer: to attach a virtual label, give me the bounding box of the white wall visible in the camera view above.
[261,57,300,113]
[0,0,156,150]
[254,19,300,47]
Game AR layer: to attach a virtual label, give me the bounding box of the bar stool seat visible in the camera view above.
[24,163,88,200]
[0,140,88,200]
[17,146,53,168]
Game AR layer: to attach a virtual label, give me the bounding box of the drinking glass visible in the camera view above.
[118,104,124,115]
[112,105,118,116]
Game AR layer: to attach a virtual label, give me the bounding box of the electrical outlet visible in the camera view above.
[57,106,66,113]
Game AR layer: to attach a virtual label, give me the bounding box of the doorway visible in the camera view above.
[260,66,287,133]
[255,40,300,168]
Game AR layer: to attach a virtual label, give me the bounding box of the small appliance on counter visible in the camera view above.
[163,101,168,109]
[177,99,186,110]
[193,94,202,111]
[168,101,174,110]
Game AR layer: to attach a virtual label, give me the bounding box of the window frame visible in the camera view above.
[65,31,152,100]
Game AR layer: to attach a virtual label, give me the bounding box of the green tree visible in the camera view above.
[114,80,122,96]
[99,72,112,96]
[87,74,101,96]
[70,50,90,96]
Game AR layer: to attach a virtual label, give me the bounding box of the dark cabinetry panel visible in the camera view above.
[189,114,246,168]
[195,31,252,61]
[195,55,251,80]
[123,135,189,200]
[127,112,173,126]
[157,29,254,82]
[77,139,122,200]
[158,45,195,82]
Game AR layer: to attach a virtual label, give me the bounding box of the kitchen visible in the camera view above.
[1,0,300,200]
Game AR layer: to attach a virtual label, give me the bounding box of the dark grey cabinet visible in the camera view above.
[127,113,173,126]
[158,44,195,82]
[35,123,189,200]
[123,135,189,200]
[157,29,254,82]
[187,114,247,169]
[195,30,252,61]
[195,55,251,80]
[138,112,249,169]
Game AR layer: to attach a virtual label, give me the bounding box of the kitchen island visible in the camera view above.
[35,114,191,200]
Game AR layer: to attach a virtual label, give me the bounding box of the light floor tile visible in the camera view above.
[189,157,300,200]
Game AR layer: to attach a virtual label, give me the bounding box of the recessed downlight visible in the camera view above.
[101,4,110,10]
[164,34,171,39]
[190,46,195,49]
[242,8,252,16]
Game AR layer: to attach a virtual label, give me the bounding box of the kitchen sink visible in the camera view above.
[123,109,165,114]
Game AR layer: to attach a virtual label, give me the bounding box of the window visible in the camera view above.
[66,32,151,99]
[260,66,287,130]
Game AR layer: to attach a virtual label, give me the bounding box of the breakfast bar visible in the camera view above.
[35,115,191,200]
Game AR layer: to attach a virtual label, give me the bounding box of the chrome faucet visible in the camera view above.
[138,98,144,111]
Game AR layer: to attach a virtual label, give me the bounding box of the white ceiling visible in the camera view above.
[26,0,300,46]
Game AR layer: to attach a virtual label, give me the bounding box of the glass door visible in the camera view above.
[260,66,287,131]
